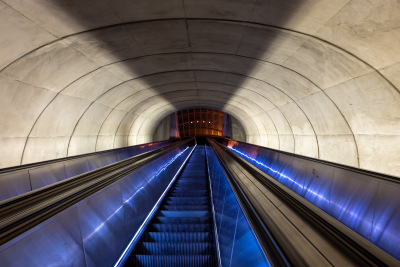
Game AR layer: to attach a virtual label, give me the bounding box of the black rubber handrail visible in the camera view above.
[0,138,193,246]
[0,139,178,174]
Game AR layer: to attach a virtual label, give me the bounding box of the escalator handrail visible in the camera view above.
[210,138,399,266]
[0,139,177,175]
[208,138,289,267]
[0,138,193,246]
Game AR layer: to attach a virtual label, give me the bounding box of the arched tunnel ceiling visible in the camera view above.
[0,0,399,176]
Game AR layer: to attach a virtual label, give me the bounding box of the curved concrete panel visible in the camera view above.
[0,1,399,176]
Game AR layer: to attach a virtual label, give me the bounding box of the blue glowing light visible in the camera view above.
[226,144,400,260]
[84,147,190,243]
[114,145,195,267]
[230,148,329,203]
[207,146,270,267]
[229,147,373,224]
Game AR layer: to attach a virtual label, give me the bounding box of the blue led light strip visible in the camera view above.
[228,147,376,235]
[83,147,190,243]
[230,148,329,203]
[114,144,196,267]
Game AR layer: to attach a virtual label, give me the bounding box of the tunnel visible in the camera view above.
[0,1,400,266]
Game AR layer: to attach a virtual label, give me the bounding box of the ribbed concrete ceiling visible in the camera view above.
[0,0,399,176]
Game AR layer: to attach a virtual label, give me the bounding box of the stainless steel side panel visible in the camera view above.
[0,207,86,267]
[29,162,67,190]
[87,152,118,170]
[0,140,172,202]
[78,183,128,267]
[0,171,31,202]
[64,158,90,178]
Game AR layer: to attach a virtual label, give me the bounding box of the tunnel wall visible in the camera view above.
[152,115,171,142]
[0,0,399,176]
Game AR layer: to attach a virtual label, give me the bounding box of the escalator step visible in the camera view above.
[171,189,208,194]
[176,182,208,186]
[153,217,209,224]
[165,200,208,206]
[162,205,209,211]
[143,232,211,242]
[167,196,208,201]
[135,242,212,255]
[126,146,216,267]
[169,195,207,198]
[185,163,206,166]
[181,171,207,175]
[148,223,210,232]
[134,255,212,267]
[157,210,209,217]
[179,175,207,179]
[172,188,208,192]
[169,195,206,199]
[175,185,207,188]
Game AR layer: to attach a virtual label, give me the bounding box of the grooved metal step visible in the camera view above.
[162,205,209,211]
[134,255,212,267]
[148,223,210,232]
[157,210,209,217]
[135,242,211,255]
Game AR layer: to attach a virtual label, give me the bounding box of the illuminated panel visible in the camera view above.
[176,109,225,137]
[205,146,270,267]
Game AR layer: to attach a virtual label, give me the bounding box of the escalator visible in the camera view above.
[125,146,217,266]
[1,138,397,266]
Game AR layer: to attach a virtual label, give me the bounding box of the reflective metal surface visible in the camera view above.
[217,139,400,260]
[0,142,193,267]
[64,157,90,177]
[87,152,118,170]
[29,162,67,190]
[206,146,270,267]
[78,183,128,267]
[0,140,172,202]
[0,171,31,201]
[0,207,86,267]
